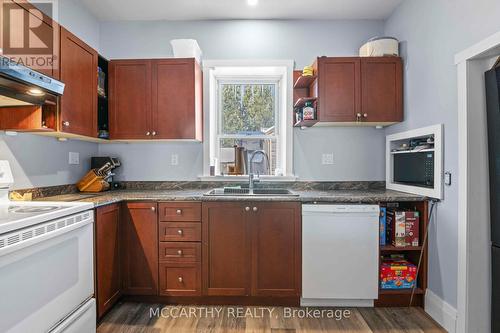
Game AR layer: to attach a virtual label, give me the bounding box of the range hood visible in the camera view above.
[0,55,65,106]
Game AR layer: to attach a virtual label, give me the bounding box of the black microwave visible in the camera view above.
[393,151,434,188]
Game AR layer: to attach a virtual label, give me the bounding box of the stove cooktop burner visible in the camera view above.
[8,206,63,214]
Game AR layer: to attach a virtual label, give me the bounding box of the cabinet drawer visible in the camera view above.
[159,222,201,242]
[159,242,201,263]
[159,263,201,296]
[159,202,201,222]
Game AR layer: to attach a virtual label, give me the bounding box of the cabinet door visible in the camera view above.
[202,202,251,296]
[59,27,97,136]
[317,57,360,122]
[95,204,121,319]
[109,60,152,139]
[121,202,158,295]
[251,202,301,297]
[361,57,403,122]
[152,58,202,140]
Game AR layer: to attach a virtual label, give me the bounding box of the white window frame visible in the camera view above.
[202,60,295,180]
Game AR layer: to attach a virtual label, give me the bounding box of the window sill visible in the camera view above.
[199,175,298,182]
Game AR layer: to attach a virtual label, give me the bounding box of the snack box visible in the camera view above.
[387,210,406,247]
[380,207,387,246]
[386,209,420,247]
[405,211,420,247]
[380,259,417,289]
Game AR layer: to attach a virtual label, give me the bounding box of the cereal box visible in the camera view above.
[380,207,387,246]
[387,210,406,247]
[405,211,420,247]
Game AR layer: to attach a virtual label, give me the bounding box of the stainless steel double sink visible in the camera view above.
[204,188,299,197]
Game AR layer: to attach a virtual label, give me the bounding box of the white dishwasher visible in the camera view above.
[302,204,380,307]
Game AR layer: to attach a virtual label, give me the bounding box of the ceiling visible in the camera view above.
[80,0,403,21]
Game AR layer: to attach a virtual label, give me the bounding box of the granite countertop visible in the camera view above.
[38,188,427,208]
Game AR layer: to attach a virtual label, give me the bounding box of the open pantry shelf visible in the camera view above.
[293,75,317,89]
[376,200,429,308]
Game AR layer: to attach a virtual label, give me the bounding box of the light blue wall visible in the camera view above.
[384,0,500,308]
[98,19,387,181]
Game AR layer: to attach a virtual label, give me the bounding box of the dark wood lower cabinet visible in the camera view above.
[202,202,301,298]
[251,202,301,297]
[121,202,159,295]
[95,204,121,319]
[159,262,202,296]
[202,202,251,296]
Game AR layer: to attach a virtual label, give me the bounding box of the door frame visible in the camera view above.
[455,30,500,333]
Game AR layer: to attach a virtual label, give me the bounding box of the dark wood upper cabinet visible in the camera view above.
[361,57,403,123]
[59,27,98,136]
[121,202,158,295]
[251,202,301,297]
[202,202,251,296]
[152,58,202,140]
[315,57,360,122]
[298,56,403,126]
[109,60,152,139]
[109,58,202,141]
[95,204,121,319]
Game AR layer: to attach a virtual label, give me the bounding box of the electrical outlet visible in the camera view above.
[68,152,79,165]
[171,154,179,166]
[322,153,334,165]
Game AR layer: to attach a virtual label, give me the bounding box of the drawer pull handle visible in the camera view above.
[253,206,258,212]
[245,207,250,212]
[176,209,182,215]
[177,250,183,256]
[177,229,183,235]
[151,206,156,211]
[178,276,183,283]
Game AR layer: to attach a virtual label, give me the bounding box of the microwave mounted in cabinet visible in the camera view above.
[386,124,443,199]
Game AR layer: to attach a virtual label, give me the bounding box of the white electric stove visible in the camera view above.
[0,160,96,333]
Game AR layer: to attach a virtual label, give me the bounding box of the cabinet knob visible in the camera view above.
[151,206,156,211]
[177,229,183,235]
[245,207,250,212]
[356,113,362,121]
[363,113,368,118]
[178,276,183,283]
[177,250,183,256]
[62,121,70,127]
[176,209,182,215]
[152,131,157,136]
[146,131,151,136]
[253,206,258,212]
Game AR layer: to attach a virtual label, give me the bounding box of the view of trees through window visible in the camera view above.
[221,83,276,134]
[218,83,278,175]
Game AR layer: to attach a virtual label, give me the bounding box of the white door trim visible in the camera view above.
[455,31,500,333]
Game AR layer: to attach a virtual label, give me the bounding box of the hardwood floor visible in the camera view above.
[97,302,446,332]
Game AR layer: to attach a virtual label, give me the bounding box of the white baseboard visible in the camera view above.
[425,289,457,333]
[300,298,374,307]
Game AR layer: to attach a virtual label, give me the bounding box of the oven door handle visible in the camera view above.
[0,211,93,257]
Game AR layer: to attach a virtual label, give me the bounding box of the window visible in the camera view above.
[203,61,293,178]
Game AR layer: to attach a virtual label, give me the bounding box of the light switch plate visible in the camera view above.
[171,154,179,166]
[68,152,79,165]
[444,171,452,186]
[322,153,334,165]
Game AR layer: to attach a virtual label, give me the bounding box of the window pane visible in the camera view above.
[219,138,277,176]
[220,83,276,135]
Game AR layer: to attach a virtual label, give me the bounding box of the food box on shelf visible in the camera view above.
[380,258,417,289]
[380,207,387,246]
[386,209,420,247]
